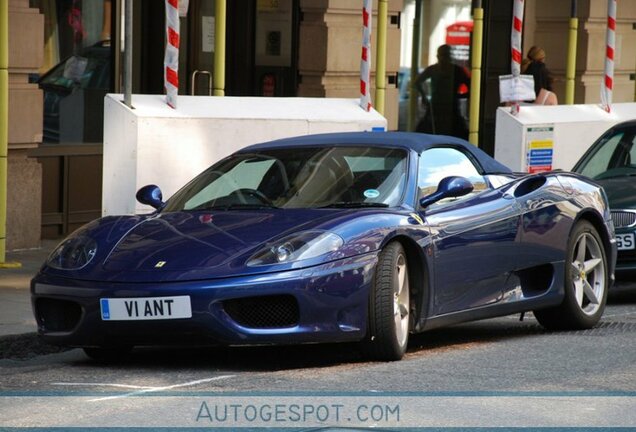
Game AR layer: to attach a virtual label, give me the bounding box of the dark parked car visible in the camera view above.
[37,41,110,143]
[32,132,615,361]
[573,120,636,278]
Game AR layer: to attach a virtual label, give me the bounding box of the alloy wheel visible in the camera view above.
[394,253,410,348]
[570,231,606,316]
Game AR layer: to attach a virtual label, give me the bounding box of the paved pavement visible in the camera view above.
[0,240,57,337]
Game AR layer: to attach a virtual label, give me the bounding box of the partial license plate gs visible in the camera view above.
[616,233,635,251]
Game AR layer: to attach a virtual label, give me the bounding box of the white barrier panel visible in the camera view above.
[494,102,636,173]
[102,94,387,216]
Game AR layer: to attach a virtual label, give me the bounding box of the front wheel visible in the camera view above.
[534,221,608,330]
[364,242,411,361]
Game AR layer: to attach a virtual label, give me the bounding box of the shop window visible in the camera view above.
[31,0,113,144]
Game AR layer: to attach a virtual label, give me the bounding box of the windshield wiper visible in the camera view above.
[318,202,390,209]
[194,202,280,211]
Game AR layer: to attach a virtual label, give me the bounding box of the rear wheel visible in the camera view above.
[364,242,411,361]
[534,221,608,330]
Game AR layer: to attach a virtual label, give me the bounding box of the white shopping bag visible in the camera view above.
[499,74,536,103]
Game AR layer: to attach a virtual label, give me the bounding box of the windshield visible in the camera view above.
[576,128,636,180]
[163,146,408,211]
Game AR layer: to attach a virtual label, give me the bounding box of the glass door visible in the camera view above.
[253,0,298,96]
[186,0,215,95]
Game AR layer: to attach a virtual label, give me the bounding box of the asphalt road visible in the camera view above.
[1,288,635,429]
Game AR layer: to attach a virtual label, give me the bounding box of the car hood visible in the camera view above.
[42,208,404,283]
[596,177,636,210]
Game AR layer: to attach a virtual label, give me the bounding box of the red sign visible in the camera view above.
[445,21,473,46]
[528,165,552,174]
[262,74,276,97]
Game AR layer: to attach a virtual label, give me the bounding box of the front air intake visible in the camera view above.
[35,298,82,332]
[223,295,299,329]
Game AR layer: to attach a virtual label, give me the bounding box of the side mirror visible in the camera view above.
[136,184,165,210]
[419,176,474,208]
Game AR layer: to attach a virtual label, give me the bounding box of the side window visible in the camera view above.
[418,147,487,203]
[578,133,623,179]
[629,135,636,166]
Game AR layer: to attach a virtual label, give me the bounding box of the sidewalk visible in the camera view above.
[0,240,58,337]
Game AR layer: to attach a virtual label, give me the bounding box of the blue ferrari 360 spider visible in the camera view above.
[31,132,616,361]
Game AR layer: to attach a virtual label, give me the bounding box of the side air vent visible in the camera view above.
[514,264,554,296]
[514,176,547,198]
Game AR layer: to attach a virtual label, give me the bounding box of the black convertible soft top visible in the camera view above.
[241,131,512,175]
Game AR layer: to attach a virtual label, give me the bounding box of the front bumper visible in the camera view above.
[31,253,377,348]
[615,227,636,276]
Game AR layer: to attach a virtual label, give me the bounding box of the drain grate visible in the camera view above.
[473,319,636,338]
[517,320,636,337]
[564,320,636,336]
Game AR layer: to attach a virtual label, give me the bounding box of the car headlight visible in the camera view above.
[47,235,98,270]
[247,231,344,266]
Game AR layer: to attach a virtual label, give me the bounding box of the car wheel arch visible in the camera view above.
[533,218,609,330]
[380,234,430,330]
[573,210,613,262]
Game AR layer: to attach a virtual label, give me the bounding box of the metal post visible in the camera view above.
[0,0,9,263]
[565,0,578,105]
[123,0,133,107]
[468,1,483,146]
[0,0,18,266]
[213,0,226,96]
[408,0,422,131]
[374,0,388,115]
[112,0,122,92]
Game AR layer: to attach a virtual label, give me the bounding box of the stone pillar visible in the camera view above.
[298,0,403,130]
[7,0,43,250]
[523,0,636,104]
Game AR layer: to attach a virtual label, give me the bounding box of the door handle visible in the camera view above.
[191,70,213,95]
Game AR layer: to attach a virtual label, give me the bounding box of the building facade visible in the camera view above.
[479,0,636,154]
[6,0,43,250]
[4,0,636,250]
[7,0,403,249]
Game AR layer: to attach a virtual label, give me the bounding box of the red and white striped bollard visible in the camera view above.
[360,0,372,111]
[511,0,524,77]
[165,0,179,109]
[510,0,524,114]
[601,0,616,113]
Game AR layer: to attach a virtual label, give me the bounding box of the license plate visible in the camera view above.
[616,233,635,251]
[100,296,192,321]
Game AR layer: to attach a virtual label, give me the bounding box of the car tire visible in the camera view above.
[83,346,132,362]
[364,242,411,361]
[534,220,608,330]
